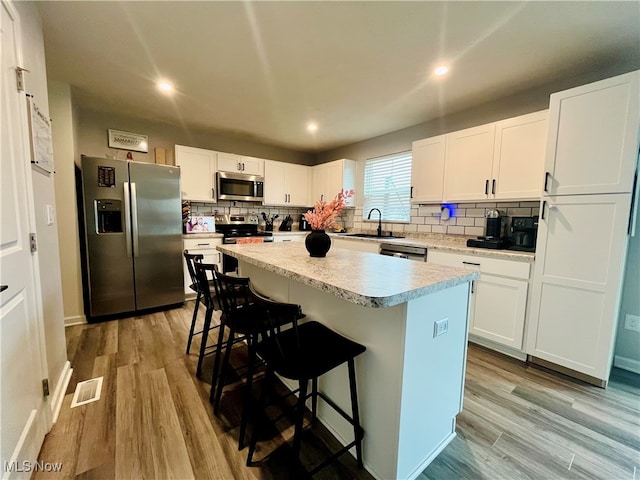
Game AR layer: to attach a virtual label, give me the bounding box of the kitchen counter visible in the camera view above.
[217,242,478,307]
[331,232,535,262]
[182,232,224,239]
[218,242,477,479]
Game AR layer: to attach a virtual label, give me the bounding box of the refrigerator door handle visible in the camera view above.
[124,182,133,258]
[131,182,140,257]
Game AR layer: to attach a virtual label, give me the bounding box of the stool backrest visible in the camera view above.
[184,250,204,289]
[208,267,252,322]
[194,262,220,309]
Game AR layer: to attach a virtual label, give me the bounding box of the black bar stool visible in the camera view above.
[184,251,225,380]
[244,285,366,475]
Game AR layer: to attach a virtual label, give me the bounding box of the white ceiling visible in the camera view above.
[37,1,640,153]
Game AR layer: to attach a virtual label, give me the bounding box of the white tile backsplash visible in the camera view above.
[350,200,541,236]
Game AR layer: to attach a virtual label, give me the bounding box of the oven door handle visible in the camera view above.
[381,251,408,259]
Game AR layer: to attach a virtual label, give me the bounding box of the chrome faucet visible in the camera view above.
[367,208,382,237]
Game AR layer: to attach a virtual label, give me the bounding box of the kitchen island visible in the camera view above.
[218,242,479,480]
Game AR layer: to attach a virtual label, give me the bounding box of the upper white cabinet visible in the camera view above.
[264,160,310,207]
[543,71,639,196]
[217,152,264,176]
[311,159,356,205]
[411,135,446,203]
[442,111,548,203]
[443,123,496,202]
[493,110,548,200]
[175,145,217,202]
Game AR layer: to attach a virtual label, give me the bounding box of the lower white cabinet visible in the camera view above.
[183,237,222,296]
[273,234,306,242]
[427,250,531,351]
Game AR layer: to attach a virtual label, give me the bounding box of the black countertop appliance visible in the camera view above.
[507,216,538,252]
[299,214,311,231]
[467,208,507,249]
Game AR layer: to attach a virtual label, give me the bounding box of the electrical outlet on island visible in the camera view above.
[624,314,640,332]
[433,318,449,338]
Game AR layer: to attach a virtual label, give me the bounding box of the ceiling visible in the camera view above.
[37,1,640,153]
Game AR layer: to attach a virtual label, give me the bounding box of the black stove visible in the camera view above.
[215,215,273,272]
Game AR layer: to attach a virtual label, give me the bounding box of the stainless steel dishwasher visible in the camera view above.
[379,243,428,261]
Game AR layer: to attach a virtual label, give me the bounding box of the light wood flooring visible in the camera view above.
[35,302,640,479]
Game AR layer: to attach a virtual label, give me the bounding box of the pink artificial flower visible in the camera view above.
[304,189,355,231]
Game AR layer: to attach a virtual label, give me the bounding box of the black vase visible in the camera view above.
[305,230,331,257]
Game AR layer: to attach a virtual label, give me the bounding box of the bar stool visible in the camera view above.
[244,285,366,475]
[183,250,224,376]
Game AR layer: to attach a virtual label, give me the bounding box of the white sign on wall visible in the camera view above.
[108,129,148,153]
[26,95,54,173]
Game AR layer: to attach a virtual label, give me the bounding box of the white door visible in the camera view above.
[470,274,528,349]
[492,110,548,200]
[1,0,50,475]
[527,194,632,381]
[175,145,216,201]
[443,123,495,202]
[543,71,639,196]
[411,135,446,203]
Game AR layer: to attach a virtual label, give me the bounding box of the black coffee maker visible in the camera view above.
[508,216,538,252]
[466,208,507,249]
[299,214,311,231]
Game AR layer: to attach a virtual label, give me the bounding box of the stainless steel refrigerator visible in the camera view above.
[80,155,184,318]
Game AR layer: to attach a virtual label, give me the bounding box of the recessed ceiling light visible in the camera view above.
[307,122,318,132]
[157,81,174,93]
[434,65,449,76]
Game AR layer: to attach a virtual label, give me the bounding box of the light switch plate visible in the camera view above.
[624,314,640,332]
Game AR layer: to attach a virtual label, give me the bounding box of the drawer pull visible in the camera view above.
[462,261,481,267]
[197,243,211,246]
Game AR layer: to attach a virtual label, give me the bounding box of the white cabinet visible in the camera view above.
[527,194,632,382]
[311,159,356,205]
[182,237,223,296]
[273,233,306,242]
[543,71,639,196]
[331,238,380,254]
[217,152,264,176]
[443,123,496,202]
[442,111,548,202]
[263,160,310,207]
[411,135,446,203]
[493,110,548,200]
[428,250,530,351]
[175,145,217,202]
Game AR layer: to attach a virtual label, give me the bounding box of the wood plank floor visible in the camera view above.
[36,302,639,479]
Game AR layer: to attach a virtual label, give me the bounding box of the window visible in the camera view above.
[363,151,412,222]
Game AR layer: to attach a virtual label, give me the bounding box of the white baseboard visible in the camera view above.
[64,314,86,326]
[51,361,72,423]
[614,355,640,374]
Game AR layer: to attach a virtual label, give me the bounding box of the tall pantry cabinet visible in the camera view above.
[527,70,639,386]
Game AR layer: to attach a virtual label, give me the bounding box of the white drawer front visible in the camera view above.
[427,250,530,279]
[184,237,222,251]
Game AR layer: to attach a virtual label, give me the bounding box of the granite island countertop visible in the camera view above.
[217,242,479,308]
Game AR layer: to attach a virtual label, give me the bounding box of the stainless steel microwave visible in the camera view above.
[216,171,264,202]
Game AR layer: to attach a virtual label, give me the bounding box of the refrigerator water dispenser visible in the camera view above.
[95,199,123,233]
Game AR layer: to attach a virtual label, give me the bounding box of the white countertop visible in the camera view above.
[217,242,479,308]
[183,233,224,239]
[331,232,535,262]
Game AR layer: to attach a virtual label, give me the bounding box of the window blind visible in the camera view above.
[363,151,412,222]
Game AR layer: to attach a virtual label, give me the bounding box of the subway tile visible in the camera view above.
[411,216,425,224]
[424,216,441,225]
[447,226,465,235]
[475,218,486,227]
[417,224,432,233]
[465,208,486,217]
[456,217,476,226]
[455,208,466,217]
[432,225,447,234]
[465,226,484,236]
[518,201,540,208]
[443,217,457,225]
[507,207,532,216]
[496,202,520,208]
[404,223,418,232]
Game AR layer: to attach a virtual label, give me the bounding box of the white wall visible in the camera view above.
[14,1,68,402]
[48,81,84,325]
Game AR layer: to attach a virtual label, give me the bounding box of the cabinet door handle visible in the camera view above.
[0,285,7,293]
[242,163,245,171]
[410,186,414,199]
[492,179,496,195]
[544,171,551,193]
[485,179,489,195]
[471,281,475,294]
[462,261,481,267]
[238,162,241,171]
[211,188,215,199]
[218,252,222,263]
[541,200,547,220]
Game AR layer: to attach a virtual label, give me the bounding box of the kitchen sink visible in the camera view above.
[341,233,405,239]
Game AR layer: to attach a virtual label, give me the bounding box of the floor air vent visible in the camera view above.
[70,376,103,408]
